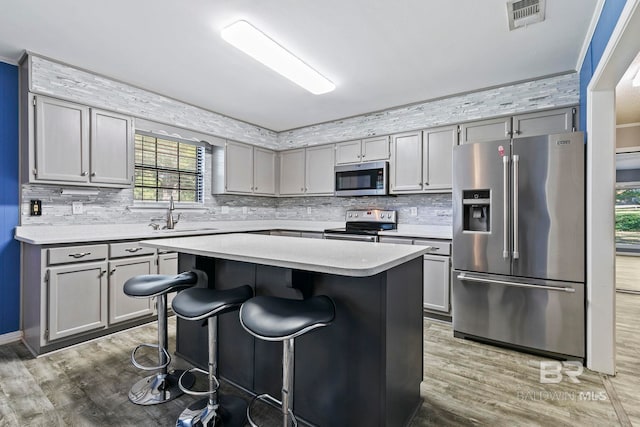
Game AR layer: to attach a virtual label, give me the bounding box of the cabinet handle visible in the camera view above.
[68,252,91,258]
[301,187,304,191]
[110,268,116,275]
[125,247,143,253]
[100,270,107,277]
[255,187,258,191]
[81,171,88,176]
[91,172,96,177]
[362,154,366,158]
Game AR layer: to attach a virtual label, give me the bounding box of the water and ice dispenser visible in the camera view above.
[462,189,490,232]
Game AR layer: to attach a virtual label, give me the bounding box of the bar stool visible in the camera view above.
[172,285,253,427]
[239,295,335,427]
[123,271,202,405]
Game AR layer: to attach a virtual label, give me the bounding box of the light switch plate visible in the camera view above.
[242,206,248,214]
[221,206,230,214]
[72,202,83,215]
[307,207,312,214]
[410,207,418,216]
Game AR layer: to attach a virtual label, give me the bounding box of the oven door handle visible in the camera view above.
[456,273,576,293]
[323,233,377,242]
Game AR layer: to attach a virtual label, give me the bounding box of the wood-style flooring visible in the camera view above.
[1,295,638,426]
[616,255,640,292]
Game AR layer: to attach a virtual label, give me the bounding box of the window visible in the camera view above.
[615,188,640,246]
[134,134,204,202]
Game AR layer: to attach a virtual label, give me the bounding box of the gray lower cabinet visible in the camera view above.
[108,255,155,324]
[47,260,108,341]
[22,240,158,356]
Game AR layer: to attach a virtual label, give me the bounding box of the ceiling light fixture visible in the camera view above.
[221,20,335,95]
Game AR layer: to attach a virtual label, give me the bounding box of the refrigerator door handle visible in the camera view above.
[503,156,509,259]
[456,273,576,293]
[512,154,520,259]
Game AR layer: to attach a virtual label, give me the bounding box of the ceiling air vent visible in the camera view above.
[507,0,546,30]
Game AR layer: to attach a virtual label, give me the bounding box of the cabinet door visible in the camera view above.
[460,117,512,144]
[109,255,155,324]
[279,149,306,195]
[253,147,276,195]
[362,136,390,161]
[225,141,254,193]
[335,140,362,164]
[423,126,457,191]
[391,132,423,193]
[90,109,133,186]
[513,107,577,137]
[423,255,450,313]
[47,261,108,341]
[34,96,89,183]
[305,145,335,194]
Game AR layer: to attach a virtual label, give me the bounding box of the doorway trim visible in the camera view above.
[587,0,640,375]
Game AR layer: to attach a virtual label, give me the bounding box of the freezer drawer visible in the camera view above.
[452,271,584,358]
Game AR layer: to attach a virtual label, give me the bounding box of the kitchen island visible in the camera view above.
[141,233,428,427]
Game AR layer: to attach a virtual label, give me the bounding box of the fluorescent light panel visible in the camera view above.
[221,20,335,95]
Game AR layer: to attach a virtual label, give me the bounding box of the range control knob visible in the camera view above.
[354,213,358,217]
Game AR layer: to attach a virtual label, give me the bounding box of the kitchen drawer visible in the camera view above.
[413,239,451,256]
[48,244,108,265]
[109,242,156,258]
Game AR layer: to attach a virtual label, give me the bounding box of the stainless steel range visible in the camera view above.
[323,209,397,242]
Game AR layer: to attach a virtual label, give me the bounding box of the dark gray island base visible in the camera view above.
[176,255,424,427]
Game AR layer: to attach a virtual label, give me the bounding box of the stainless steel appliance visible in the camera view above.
[334,161,388,196]
[324,209,397,242]
[452,132,585,360]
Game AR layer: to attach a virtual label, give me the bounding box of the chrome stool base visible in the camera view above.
[176,394,247,427]
[128,369,195,406]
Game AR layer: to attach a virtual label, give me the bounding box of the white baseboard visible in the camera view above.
[0,330,23,345]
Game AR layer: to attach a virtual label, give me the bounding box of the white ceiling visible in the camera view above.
[0,0,600,131]
[616,50,640,125]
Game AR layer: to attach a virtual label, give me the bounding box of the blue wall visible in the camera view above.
[579,0,627,132]
[0,62,19,335]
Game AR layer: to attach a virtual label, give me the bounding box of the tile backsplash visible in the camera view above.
[20,55,579,227]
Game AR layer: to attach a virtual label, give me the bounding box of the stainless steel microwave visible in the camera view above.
[334,161,388,196]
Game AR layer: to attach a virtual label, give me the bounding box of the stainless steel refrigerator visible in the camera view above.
[452,132,585,360]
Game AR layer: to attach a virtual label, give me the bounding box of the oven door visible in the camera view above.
[323,233,378,243]
[334,161,388,196]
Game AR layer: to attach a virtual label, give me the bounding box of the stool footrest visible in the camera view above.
[178,367,220,397]
[247,393,298,427]
[131,343,171,371]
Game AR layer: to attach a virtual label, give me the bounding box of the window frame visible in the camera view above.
[133,131,205,205]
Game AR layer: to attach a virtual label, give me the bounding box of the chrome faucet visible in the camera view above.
[165,195,181,229]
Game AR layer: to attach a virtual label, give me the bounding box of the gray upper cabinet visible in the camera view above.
[279,148,306,195]
[90,109,133,185]
[390,131,423,192]
[459,117,512,144]
[423,125,457,191]
[30,95,133,187]
[305,144,335,194]
[279,145,335,196]
[335,136,389,164]
[34,96,90,183]
[391,127,457,194]
[253,147,276,195]
[460,107,578,144]
[512,107,577,137]
[212,141,276,196]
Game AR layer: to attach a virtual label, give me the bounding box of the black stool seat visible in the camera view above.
[172,286,254,321]
[240,295,335,340]
[124,271,198,298]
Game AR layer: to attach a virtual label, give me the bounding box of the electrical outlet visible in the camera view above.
[30,200,42,216]
[221,206,230,214]
[242,206,248,215]
[72,202,83,215]
[307,207,312,214]
[410,207,418,216]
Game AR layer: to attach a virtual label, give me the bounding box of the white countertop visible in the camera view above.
[140,234,429,277]
[14,220,451,245]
